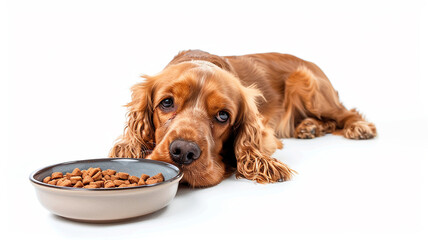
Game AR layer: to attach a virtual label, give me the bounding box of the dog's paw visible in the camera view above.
[294,119,319,139]
[236,153,296,183]
[344,121,377,140]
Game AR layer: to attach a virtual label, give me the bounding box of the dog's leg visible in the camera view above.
[278,64,376,140]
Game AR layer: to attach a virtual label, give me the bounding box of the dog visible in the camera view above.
[109,50,377,187]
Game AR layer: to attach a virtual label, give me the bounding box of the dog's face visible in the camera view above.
[147,61,244,186]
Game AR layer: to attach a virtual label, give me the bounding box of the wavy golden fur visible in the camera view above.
[109,50,376,187]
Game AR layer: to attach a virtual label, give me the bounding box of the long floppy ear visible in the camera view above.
[234,86,296,183]
[109,77,155,158]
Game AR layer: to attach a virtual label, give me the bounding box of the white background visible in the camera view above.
[2,0,427,239]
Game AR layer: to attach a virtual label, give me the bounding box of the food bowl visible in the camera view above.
[29,158,183,222]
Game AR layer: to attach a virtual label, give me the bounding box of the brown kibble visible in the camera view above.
[82,175,94,185]
[88,181,97,186]
[117,172,129,180]
[95,181,104,188]
[86,167,93,174]
[89,181,103,188]
[92,171,103,181]
[118,184,128,188]
[124,180,130,185]
[48,179,58,185]
[146,178,162,185]
[81,170,88,178]
[110,175,119,181]
[104,175,111,180]
[83,184,97,189]
[129,176,139,184]
[58,179,72,187]
[56,178,65,186]
[88,167,101,177]
[146,173,164,185]
[102,169,116,176]
[113,180,125,186]
[128,183,137,187]
[152,173,164,181]
[104,181,115,188]
[73,181,84,188]
[140,174,150,181]
[43,176,51,183]
[138,178,146,186]
[71,168,82,176]
[70,176,82,184]
[65,173,72,179]
[51,172,63,179]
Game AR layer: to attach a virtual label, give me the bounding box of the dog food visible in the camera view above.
[43,167,164,188]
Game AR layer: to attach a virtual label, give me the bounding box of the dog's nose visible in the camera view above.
[169,139,201,165]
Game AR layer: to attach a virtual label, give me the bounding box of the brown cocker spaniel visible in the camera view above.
[109,50,377,187]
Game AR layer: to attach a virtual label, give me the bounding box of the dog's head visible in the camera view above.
[110,51,281,187]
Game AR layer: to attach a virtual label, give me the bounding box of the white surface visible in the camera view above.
[2,0,427,239]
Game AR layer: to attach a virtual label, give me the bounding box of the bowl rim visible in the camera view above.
[29,158,183,191]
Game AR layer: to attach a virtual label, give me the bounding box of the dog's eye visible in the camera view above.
[215,111,229,123]
[160,98,174,109]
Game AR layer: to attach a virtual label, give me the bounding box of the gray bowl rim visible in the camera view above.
[29,158,183,191]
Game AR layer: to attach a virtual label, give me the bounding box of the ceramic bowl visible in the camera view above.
[30,158,183,222]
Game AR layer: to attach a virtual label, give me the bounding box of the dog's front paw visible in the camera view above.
[236,153,296,183]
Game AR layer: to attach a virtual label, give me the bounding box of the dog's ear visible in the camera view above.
[233,86,296,183]
[109,76,155,158]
